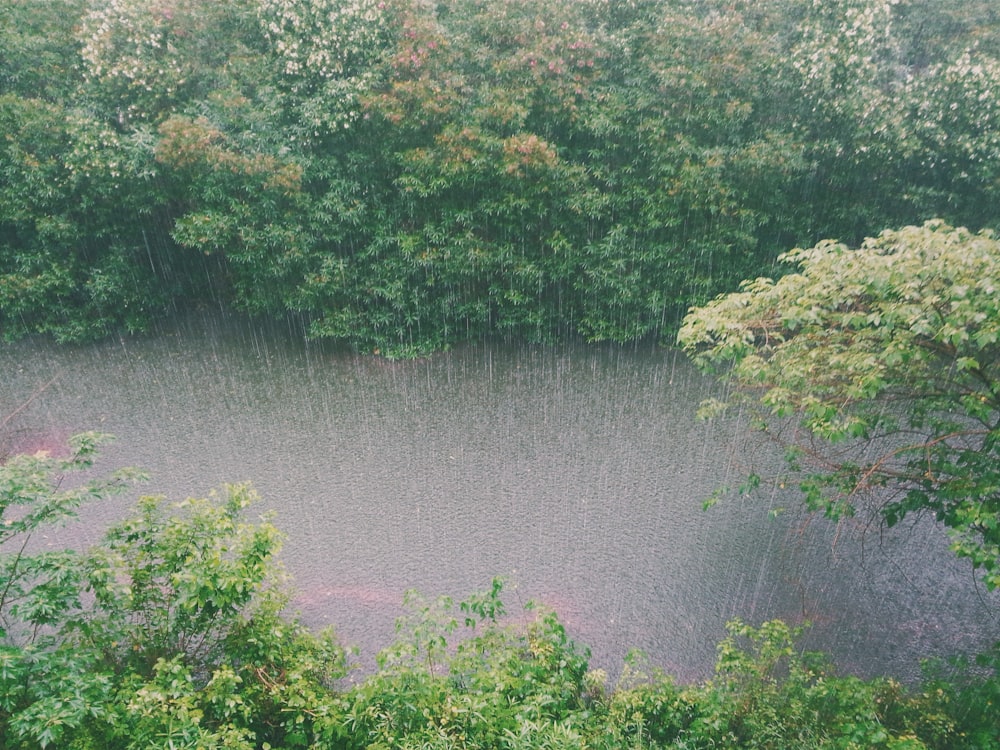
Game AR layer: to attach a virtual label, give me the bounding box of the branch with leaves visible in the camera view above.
[680,220,1000,588]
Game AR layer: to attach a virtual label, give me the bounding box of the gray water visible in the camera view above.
[2,311,996,680]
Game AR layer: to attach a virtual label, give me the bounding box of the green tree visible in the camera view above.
[78,0,262,128]
[0,433,142,648]
[679,220,1000,589]
[0,94,174,341]
[0,0,87,101]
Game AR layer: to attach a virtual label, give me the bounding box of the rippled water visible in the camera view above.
[1,311,996,679]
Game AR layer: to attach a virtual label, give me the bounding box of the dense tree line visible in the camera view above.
[1,437,998,749]
[1,0,998,354]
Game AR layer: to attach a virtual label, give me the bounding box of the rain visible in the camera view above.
[2,309,995,680]
[4,8,1000,740]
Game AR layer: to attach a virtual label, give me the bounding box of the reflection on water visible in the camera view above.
[1,311,996,679]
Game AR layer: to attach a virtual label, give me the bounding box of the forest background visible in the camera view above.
[2,0,999,355]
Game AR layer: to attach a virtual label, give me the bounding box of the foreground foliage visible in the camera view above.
[1,437,998,748]
[2,0,999,354]
[1,436,348,749]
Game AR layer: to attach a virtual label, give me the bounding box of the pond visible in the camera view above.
[1,311,996,680]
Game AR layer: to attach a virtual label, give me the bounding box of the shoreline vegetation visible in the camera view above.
[0,437,997,749]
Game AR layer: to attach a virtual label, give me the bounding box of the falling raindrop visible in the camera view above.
[0,308,995,679]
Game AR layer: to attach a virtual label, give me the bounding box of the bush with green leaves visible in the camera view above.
[687,619,920,749]
[3,435,999,748]
[1,433,141,748]
[0,439,348,750]
[337,577,594,749]
[0,433,144,648]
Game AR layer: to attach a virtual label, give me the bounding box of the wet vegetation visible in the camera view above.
[0,437,998,749]
[2,0,999,355]
[3,0,1000,746]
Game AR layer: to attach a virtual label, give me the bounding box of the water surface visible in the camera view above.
[1,312,996,679]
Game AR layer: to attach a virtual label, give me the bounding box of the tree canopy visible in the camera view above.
[679,221,1000,589]
[1,0,999,354]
